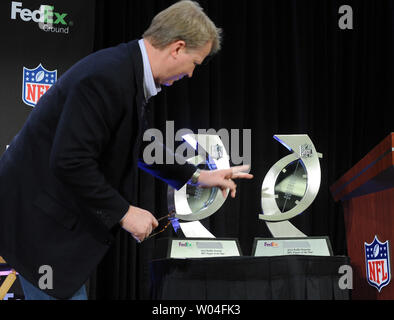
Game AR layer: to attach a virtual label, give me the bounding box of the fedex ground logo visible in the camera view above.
[10,1,72,34]
[22,64,57,107]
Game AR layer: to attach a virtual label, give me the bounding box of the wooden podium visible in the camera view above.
[330,133,393,299]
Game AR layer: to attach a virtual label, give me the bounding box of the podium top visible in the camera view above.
[330,133,394,202]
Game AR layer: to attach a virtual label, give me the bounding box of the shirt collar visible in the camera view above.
[138,39,161,102]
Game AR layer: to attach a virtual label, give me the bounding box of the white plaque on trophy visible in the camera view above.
[168,238,242,259]
[252,237,333,257]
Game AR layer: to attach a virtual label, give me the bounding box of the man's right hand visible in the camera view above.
[120,205,159,242]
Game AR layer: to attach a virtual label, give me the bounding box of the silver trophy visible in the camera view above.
[163,134,241,258]
[254,135,332,256]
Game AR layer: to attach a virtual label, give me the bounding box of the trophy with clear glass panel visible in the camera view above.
[253,135,333,257]
[156,134,242,259]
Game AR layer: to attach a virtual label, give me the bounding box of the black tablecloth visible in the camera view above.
[150,255,350,300]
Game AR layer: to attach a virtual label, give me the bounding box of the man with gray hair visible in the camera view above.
[0,0,252,300]
[142,0,222,88]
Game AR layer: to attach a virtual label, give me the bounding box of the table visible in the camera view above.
[150,255,350,300]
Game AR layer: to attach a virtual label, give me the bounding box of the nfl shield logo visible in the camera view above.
[365,236,391,292]
[22,64,57,107]
[300,144,313,158]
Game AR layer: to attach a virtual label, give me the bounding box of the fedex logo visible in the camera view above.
[11,1,68,25]
[264,241,279,247]
[178,242,192,248]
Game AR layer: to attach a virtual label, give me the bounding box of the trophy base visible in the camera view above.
[252,236,333,257]
[154,238,242,259]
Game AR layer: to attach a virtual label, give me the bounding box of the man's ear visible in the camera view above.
[170,40,186,58]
